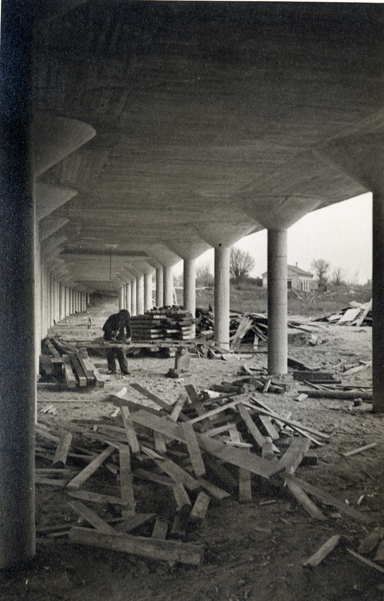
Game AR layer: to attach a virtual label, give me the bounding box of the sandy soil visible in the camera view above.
[2,301,384,601]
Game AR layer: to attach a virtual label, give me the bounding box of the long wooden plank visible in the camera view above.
[68,352,87,387]
[52,430,73,468]
[190,492,210,524]
[130,383,173,413]
[121,406,140,454]
[67,490,130,506]
[120,447,135,517]
[283,473,374,524]
[62,354,77,389]
[188,398,244,425]
[67,500,118,535]
[303,535,341,566]
[184,384,206,416]
[237,402,266,448]
[66,445,115,489]
[278,437,311,474]
[258,415,280,440]
[181,422,206,477]
[286,481,326,520]
[69,527,204,565]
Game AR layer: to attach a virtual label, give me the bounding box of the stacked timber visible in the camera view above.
[130,307,195,341]
[40,337,104,389]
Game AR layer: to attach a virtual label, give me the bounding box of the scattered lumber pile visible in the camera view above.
[130,307,195,342]
[40,337,104,389]
[35,381,373,567]
[314,300,372,326]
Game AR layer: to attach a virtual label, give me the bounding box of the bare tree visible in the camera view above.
[331,267,345,286]
[311,259,331,285]
[196,262,214,287]
[230,247,255,284]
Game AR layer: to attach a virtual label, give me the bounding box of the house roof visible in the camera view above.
[262,265,314,278]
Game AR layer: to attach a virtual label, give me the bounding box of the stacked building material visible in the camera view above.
[129,313,166,340]
[130,308,194,341]
[314,300,372,326]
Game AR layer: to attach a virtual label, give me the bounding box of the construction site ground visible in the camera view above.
[2,296,383,601]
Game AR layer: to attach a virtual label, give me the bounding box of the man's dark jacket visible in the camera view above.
[103,310,131,342]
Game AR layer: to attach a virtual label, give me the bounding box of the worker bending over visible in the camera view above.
[102,309,131,375]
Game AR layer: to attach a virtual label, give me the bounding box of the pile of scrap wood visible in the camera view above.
[130,307,195,341]
[314,300,372,326]
[40,337,104,389]
[34,382,373,566]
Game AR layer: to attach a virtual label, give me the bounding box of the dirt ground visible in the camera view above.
[2,299,384,601]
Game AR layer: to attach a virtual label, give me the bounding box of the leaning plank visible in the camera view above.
[172,483,191,511]
[62,354,77,389]
[358,527,384,555]
[249,398,330,439]
[347,549,384,575]
[181,422,206,477]
[66,445,115,489]
[152,518,169,540]
[120,447,135,517]
[239,464,252,503]
[303,535,341,566]
[121,406,140,454]
[283,473,374,524]
[67,500,119,535]
[52,430,73,468]
[115,514,156,534]
[196,478,231,501]
[204,456,238,490]
[170,397,187,422]
[237,402,266,448]
[184,384,206,416]
[287,481,326,520]
[154,431,168,453]
[342,443,377,457]
[68,352,87,387]
[188,398,244,425]
[133,469,174,488]
[130,383,173,413]
[258,415,280,440]
[69,527,204,565]
[152,456,200,491]
[279,437,311,474]
[190,492,210,525]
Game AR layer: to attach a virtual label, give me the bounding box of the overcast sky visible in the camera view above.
[174,192,373,285]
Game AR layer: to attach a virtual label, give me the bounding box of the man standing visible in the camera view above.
[102,309,131,375]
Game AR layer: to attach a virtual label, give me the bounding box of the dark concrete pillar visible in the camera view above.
[214,245,230,350]
[163,265,174,306]
[267,229,288,375]
[156,267,164,307]
[0,1,35,567]
[372,192,384,412]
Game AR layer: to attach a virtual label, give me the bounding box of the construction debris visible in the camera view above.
[315,300,372,327]
[40,338,105,389]
[130,307,195,341]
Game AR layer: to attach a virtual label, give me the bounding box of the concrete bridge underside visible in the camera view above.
[0,0,383,567]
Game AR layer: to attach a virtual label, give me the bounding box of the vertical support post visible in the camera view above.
[267,229,288,375]
[214,245,230,350]
[156,266,164,308]
[372,191,384,413]
[125,281,132,314]
[183,258,196,336]
[0,0,35,568]
[163,265,174,306]
[131,278,137,316]
[136,273,144,315]
[119,285,125,311]
[144,272,153,312]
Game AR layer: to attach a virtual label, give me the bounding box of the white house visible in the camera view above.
[262,264,316,291]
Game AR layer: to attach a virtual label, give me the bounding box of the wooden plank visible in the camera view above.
[172,482,191,511]
[67,490,130,506]
[258,415,279,440]
[67,499,118,535]
[184,384,206,416]
[121,406,140,454]
[120,447,135,517]
[188,398,245,425]
[374,539,384,563]
[237,402,266,449]
[133,468,174,487]
[347,549,384,575]
[115,514,156,534]
[142,447,199,491]
[196,478,231,500]
[130,383,172,413]
[286,481,326,520]
[343,443,377,457]
[62,354,77,389]
[358,527,384,555]
[68,352,87,387]
[170,397,187,422]
[152,518,169,540]
[52,430,73,468]
[239,463,252,503]
[154,431,167,453]
[303,535,341,566]
[278,437,311,474]
[66,445,115,489]
[249,398,330,439]
[204,456,238,490]
[283,473,374,524]
[69,527,204,565]
[190,492,210,524]
[181,422,206,477]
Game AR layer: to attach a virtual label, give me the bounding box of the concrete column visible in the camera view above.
[372,192,384,412]
[267,229,288,376]
[125,281,132,314]
[214,245,230,350]
[136,272,144,315]
[119,286,125,311]
[163,265,174,306]
[66,286,70,317]
[0,1,35,567]
[131,278,137,316]
[144,272,153,312]
[183,258,196,317]
[156,266,164,308]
